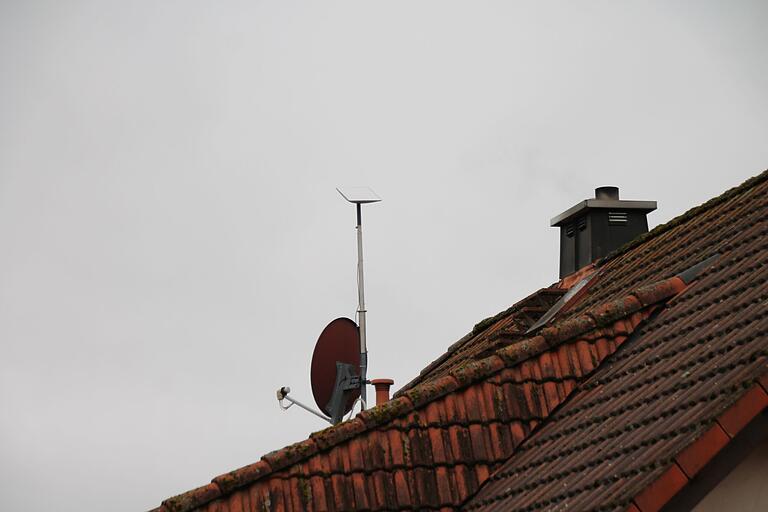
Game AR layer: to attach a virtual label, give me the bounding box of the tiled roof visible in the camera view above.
[152,169,768,512]
[564,170,768,320]
[155,280,675,512]
[464,171,768,511]
[405,170,768,395]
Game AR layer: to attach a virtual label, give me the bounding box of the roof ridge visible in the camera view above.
[470,285,565,336]
[157,276,687,512]
[596,168,768,267]
[395,285,567,395]
[387,169,768,398]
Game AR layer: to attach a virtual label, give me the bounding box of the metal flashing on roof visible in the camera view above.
[676,253,721,284]
[526,273,596,333]
[530,253,718,337]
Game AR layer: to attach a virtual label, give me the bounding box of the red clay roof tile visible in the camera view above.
[632,276,686,306]
[211,461,272,495]
[674,422,730,478]
[261,439,318,474]
[716,383,768,437]
[162,482,222,512]
[633,463,689,512]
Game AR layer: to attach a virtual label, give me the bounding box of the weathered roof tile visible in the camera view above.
[162,483,222,512]
[261,438,318,473]
[211,460,272,494]
[309,418,366,451]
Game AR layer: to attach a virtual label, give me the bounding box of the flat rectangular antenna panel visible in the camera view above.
[336,187,381,204]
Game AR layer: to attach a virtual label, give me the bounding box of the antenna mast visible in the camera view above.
[355,202,368,407]
[337,187,381,409]
[275,189,381,425]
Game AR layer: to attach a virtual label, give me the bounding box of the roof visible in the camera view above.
[152,169,768,512]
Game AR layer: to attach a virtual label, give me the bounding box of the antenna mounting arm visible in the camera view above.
[276,386,333,424]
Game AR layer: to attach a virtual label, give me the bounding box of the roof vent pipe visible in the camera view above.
[371,379,394,406]
[551,187,656,278]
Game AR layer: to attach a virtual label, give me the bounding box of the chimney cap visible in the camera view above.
[595,186,619,200]
[550,189,656,227]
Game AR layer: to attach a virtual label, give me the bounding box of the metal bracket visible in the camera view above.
[326,362,361,424]
[276,363,363,425]
[276,386,332,424]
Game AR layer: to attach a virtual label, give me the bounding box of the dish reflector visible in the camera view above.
[310,318,361,416]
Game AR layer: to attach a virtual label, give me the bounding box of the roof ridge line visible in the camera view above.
[395,285,567,396]
[470,285,565,336]
[596,168,768,267]
[156,277,687,512]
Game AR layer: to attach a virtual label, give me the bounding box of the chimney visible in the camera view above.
[370,379,394,406]
[551,187,656,278]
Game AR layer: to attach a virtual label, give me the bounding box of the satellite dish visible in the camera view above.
[310,318,361,417]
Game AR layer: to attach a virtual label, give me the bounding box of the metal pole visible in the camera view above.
[279,394,333,423]
[356,203,368,409]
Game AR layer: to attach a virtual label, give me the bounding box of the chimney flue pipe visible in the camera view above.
[595,186,619,200]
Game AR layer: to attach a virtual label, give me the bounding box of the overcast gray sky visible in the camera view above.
[1,1,767,510]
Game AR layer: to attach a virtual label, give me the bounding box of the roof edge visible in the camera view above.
[395,284,567,396]
[157,277,687,512]
[597,168,768,267]
[630,378,768,511]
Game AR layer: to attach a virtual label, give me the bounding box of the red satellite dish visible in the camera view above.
[311,317,361,417]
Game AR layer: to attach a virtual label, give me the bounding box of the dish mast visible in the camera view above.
[336,186,381,408]
[276,187,381,424]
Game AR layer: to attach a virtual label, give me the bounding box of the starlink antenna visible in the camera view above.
[336,186,381,409]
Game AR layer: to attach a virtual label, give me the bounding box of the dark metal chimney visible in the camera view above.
[551,187,656,278]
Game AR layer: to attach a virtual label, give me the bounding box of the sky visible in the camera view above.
[1,1,767,510]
